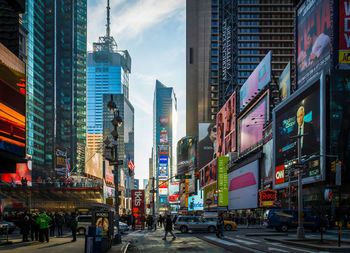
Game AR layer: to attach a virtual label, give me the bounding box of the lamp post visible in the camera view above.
[106,95,123,244]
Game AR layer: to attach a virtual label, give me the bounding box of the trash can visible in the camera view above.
[84,226,102,253]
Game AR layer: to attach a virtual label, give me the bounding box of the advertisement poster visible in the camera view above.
[279,62,291,101]
[239,51,271,111]
[159,116,169,126]
[0,43,26,158]
[216,92,236,158]
[132,190,145,228]
[274,81,321,186]
[204,182,218,209]
[188,190,204,211]
[177,136,197,175]
[104,160,114,185]
[339,0,350,68]
[85,150,103,179]
[158,143,169,155]
[199,158,217,189]
[218,156,229,207]
[198,123,216,170]
[169,182,179,203]
[297,0,331,86]
[160,129,168,143]
[228,160,258,210]
[158,155,168,178]
[55,147,68,177]
[239,95,268,154]
[262,140,273,185]
[1,163,32,186]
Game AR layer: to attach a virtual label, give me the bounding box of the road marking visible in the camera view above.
[203,236,263,253]
[236,235,261,243]
[269,242,316,253]
[267,247,288,253]
[232,238,257,245]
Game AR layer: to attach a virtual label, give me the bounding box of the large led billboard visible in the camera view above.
[198,123,216,170]
[228,160,258,210]
[55,147,68,176]
[1,163,32,186]
[239,51,271,111]
[199,158,217,189]
[238,93,268,154]
[104,160,114,185]
[158,155,168,178]
[177,136,197,175]
[274,78,323,188]
[85,150,103,179]
[339,0,350,68]
[218,156,229,207]
[296,0,331,86]
[216,92,236,158]
[0,43,26,159]
[279,62,291,102]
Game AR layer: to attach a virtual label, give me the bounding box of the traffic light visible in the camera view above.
[331,160,336,173]
[146,204,150,208]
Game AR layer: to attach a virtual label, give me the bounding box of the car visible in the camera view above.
[204,217,237,231]
[266,209,328,232]
[116,221,129,233]
[174,216,217,233]
[0,221,16,234]
[77,215,92,235]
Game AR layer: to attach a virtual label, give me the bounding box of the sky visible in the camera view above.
[87,0,186,187]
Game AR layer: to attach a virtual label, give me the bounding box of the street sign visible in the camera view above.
[110,160,124,166]
[175,175,192,180]
[292,164,307,169]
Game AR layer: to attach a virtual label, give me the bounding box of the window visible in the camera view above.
[189,47,193,64]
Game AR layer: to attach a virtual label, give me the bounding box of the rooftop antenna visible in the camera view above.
[106,0,111,38]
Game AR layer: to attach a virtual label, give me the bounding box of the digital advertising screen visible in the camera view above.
[199,158,217,189]
[55,147,68,177]
[279,62,291,102]
[1,162,32,186]
[198,123,216,170]
[85,150,103,179]
[274,80,321,187]
[177,136,197,175]
[204,182,218,209]
[228,160,258,210]
[297,0,331,86]
[239,51,271,111]
[0,43,26,159]
[159,116,169,126]
[216,92,236,158]
[218,156,229,207]
[262,140,273,185]
[238,94,268,154]
[188,190,204,211]
[339,0,350,68]
[104,160,114,185]
[160,129,168,143]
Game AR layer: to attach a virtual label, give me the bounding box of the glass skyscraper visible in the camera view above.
[153,80,177,212]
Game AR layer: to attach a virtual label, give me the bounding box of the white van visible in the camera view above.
[77,215,92,234]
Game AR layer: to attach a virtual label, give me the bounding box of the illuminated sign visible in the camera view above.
[275,165,285,185]
[259,189,277,207]
[159,116,169,126]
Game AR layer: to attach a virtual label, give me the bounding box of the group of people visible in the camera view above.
[16,212,78,243]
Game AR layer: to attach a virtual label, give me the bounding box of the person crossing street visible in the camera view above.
[162,214,176,240]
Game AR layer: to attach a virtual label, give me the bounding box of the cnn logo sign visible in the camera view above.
[275,165,285,185]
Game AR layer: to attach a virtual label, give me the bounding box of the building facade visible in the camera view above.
[186,0,219,137]
[153,80,177,212]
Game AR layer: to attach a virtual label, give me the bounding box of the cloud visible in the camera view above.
[110,0,185,39]
[130,91,153,116]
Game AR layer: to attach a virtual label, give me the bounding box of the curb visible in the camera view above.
[121,241,130,253]
[246,233,288,236]
[264,237,350,252]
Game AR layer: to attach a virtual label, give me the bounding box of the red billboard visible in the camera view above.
[0,43,26,159]
[132,190,145,228]
[1,163,32,186]
[216,92,236,158]
[296,0,331,86]
[339,0,350,66]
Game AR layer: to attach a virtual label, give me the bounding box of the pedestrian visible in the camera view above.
[216,214,224,238]
[140,215,145,230]
[30,214,39,241]
[49,215,55,237]
[56,214,64,236]
[172,215,178,225]
[131,214,136,231]
[147,215,153,230]
[158,214,163,227]
[70,214,78,242]
[21,215,30,242]
[162,214,176,240]
[153,215,157,230]
[36,211,51,242]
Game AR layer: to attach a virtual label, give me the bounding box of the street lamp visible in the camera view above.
[106,95,123,244]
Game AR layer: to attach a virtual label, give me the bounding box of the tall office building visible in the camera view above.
[40,0,87,176]
[87,0,131,153]
[22,0,45,176]
[186,0,219,137]
[153,80,177,212]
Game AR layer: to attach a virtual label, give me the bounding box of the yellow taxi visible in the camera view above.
[204,217,237,231]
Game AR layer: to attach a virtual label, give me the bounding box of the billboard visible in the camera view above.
[218,156,229,207]
[296,0,331,86]
[104,160,114,185]
[159,116,169,126]
[198,123,216,170]
[160,129,168,143]
[158,143,169,154]
[177,136,197,175]
[199,158,217,189]
[0,43,26,159]
[239,51,271,111]
[132,190,145,227]
[279,62,291,101]
[262,140,273,185]
[238,93,268,154]
[1,163,32,186]
[274,79,322,187]
[188,191,204,211]
[228,160,259,210]
[204,182,218,209]
[86,150,103,179]
[55,147,68,177]
[216,92,236,158]
[339,0,350,68]
[158,155,168,178]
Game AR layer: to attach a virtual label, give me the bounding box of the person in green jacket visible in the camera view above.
[36,212,52,242]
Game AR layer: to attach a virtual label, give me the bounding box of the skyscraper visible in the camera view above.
[153,80,177,212]
[186,0,219,137]
[87,0,131,153]
[39,0,87,176]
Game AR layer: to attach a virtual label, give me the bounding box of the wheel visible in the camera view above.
[280,224,288,232]
[78,227,86,235]
[208,226,216,233]
[225,224,232,231]
[180,226,188,233]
